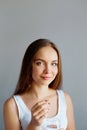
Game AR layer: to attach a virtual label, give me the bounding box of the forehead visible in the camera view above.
[34,46,58,60]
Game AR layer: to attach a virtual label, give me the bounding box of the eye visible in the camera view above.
[35,61,42,65]
[51,63,58,66]
[35,60,45,66]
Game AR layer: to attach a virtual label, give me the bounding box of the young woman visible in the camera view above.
[3,39,76,130]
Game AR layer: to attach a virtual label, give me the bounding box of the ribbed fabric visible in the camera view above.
[13,90,67,130]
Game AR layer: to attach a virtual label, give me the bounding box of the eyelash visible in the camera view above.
[35,61,43,65]
[35,61,58,66]
[51,63,58,66]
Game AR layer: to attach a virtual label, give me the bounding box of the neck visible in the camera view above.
[30,83,50,99]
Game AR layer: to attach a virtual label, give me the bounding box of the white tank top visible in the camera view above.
[13,90,67,130]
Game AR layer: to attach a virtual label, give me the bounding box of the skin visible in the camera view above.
[3,46,76,130]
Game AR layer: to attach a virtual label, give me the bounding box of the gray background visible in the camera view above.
[0,0,87,130]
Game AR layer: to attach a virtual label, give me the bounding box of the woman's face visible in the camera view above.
[32,46,58,87]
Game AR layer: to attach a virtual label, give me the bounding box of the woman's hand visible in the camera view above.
[31,99,50,126]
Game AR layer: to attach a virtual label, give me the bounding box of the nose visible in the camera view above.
[44,64,51,74]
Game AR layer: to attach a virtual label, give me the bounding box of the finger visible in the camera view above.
[34,108,48,120]
[32,99,50,112]
[33,106,49,117]
[32,102,50,116]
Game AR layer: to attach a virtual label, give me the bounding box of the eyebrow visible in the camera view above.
[34,58,58,63]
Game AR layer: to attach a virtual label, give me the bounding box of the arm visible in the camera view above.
[64,93,76,130]
[26,121,39,130]
[3,97,21,130]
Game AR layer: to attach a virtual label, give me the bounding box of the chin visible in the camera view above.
[40,81,52,86]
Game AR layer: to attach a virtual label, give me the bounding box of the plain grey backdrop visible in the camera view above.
[0,0,87,130]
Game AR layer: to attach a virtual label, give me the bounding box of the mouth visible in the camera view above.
[41,76,52,80]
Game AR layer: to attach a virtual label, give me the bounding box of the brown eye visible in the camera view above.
[36,61,42,65]
[51,63,58,66]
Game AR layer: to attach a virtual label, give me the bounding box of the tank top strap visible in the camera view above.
[13,95,31,120]
[13,95,31,130]
[57,90,67,110]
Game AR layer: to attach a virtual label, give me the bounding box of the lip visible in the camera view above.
[41,76,51,80]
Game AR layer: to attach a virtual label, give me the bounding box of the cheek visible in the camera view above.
[32,66,42,76]
[32,67,37,76]
[53,67,58,74]
[53,69,58,79]
[32,68,37,80]
[54,71,58,77]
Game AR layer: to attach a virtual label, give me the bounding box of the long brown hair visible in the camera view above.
[14,39,62,95]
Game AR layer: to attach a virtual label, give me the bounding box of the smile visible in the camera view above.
[41,76,52,80]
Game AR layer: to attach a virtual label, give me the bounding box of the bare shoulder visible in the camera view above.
[4,96,16,110]
[63,91,74,107]
[3,96,18,117]
[3,96,21,130]
[63,91,71,98]
[63,91,76,130]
